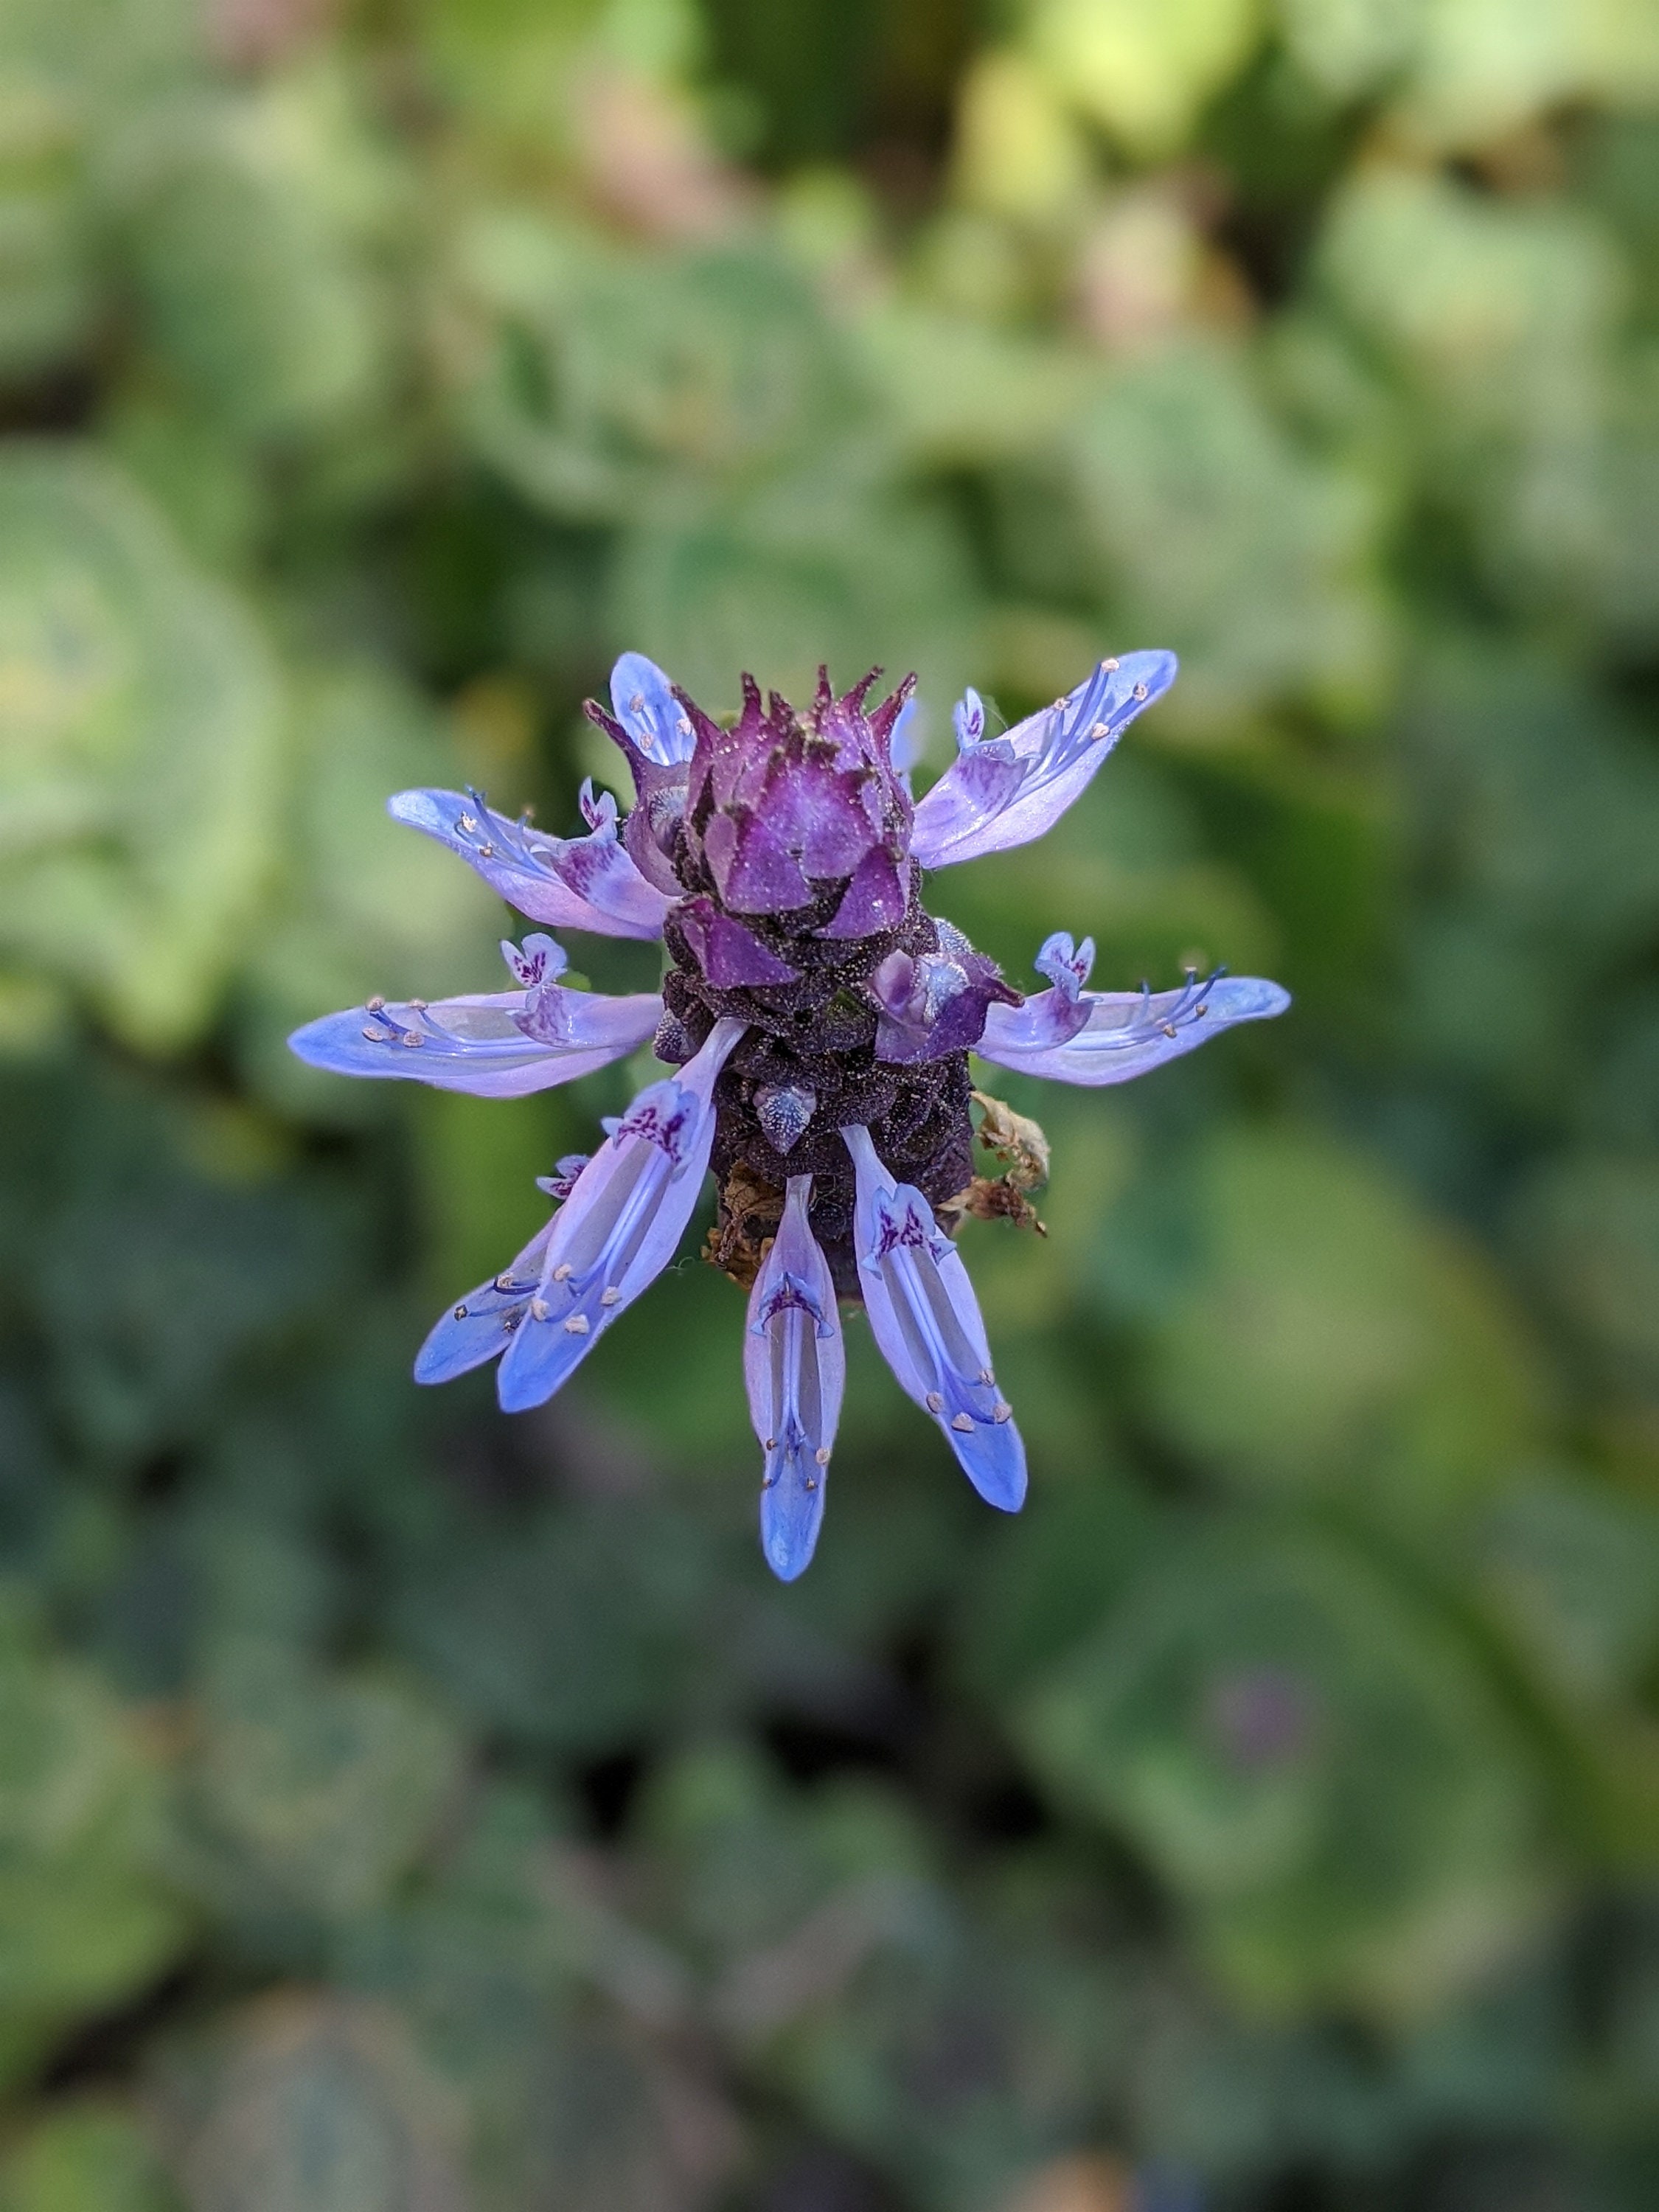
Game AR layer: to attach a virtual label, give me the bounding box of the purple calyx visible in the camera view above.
[588,663,917,930]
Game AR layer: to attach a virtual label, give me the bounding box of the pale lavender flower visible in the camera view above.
[290,647,1288,1579]
[744,1174,845,1580]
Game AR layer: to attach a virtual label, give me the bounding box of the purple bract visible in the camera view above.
[290,650,1290,1579]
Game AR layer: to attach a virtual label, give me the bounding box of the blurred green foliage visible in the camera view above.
[1,0,1658,2205]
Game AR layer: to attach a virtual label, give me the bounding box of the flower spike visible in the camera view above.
[911,649,1178,869]
[288,935,662,1097]
[495,1018,747,1412]
[387,782,671,939]
[977,950,1290,1085]
[745,1175,846,1582]
[292,642,1289,1578]
[841,1124,1026,1512]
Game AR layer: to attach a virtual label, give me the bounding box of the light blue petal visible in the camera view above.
[610,653,697,765]
[977,973,1290,1087]
[387,786,669,938]
[841,1126,1026,1514]
[288,987,662,1098]
[913,649,1178,868]
[414,1221,556,1382]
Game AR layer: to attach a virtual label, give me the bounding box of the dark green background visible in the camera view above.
[2,0,1658,2205]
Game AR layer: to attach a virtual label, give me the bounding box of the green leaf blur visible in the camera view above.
[0,0,1655,2204]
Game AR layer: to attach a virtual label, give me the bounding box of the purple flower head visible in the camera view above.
[291,646,1289,1579]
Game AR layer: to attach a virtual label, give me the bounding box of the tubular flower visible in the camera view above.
[290,651,1290,1579]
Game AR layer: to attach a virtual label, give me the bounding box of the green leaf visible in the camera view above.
[0,2104,179,2212]
[162,1993,468,2212]
[1068,343,1394,731]
[0,445,282,1051]
[236,665,501,1117]
[1020,1520,1550,2017]
[0,1605,189,2088]
[1028,0,1264,157]
[1138,1125,1551,1526]
[180,1647,462,1926]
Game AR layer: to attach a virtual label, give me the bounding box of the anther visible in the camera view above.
[401,1031,423,1046]
[1132,681,1148,700]
[478,841,495,859]
[361,1026,380,1040]
[453,1304,468,1320]
[1194,1004,1208,1017]
[1091,721,1110,740]
[815,1447,830,1465]
[494,1274,515,1292]
[552,1263,573,1281]
[600,1286,621,1306]
[408,998,428,1010]
[950,1412,975,1433]
[804,1475,818,1492]
[926,1391,945,1413]
[564,1314,590,1335]
[630,692,644,713]
[366,995,386,1012]
[1101,656,1119,671]
[978,1368,993,1383]
[457,813,478,833]
[992,1402,1012,1423]
[1161,1022,1178,1038]
[529,1298,550,1321]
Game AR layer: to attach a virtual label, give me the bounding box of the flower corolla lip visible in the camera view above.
[911,649,1178,869]
[610,651,698,765]
[288,933,661,1098]
[387,783,671,938]
[744,1175,845,1582]
[842,1123,1026,1512]
[976,956,1290,1085]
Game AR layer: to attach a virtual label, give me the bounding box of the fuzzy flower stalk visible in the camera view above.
[291,650,1289,1579]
